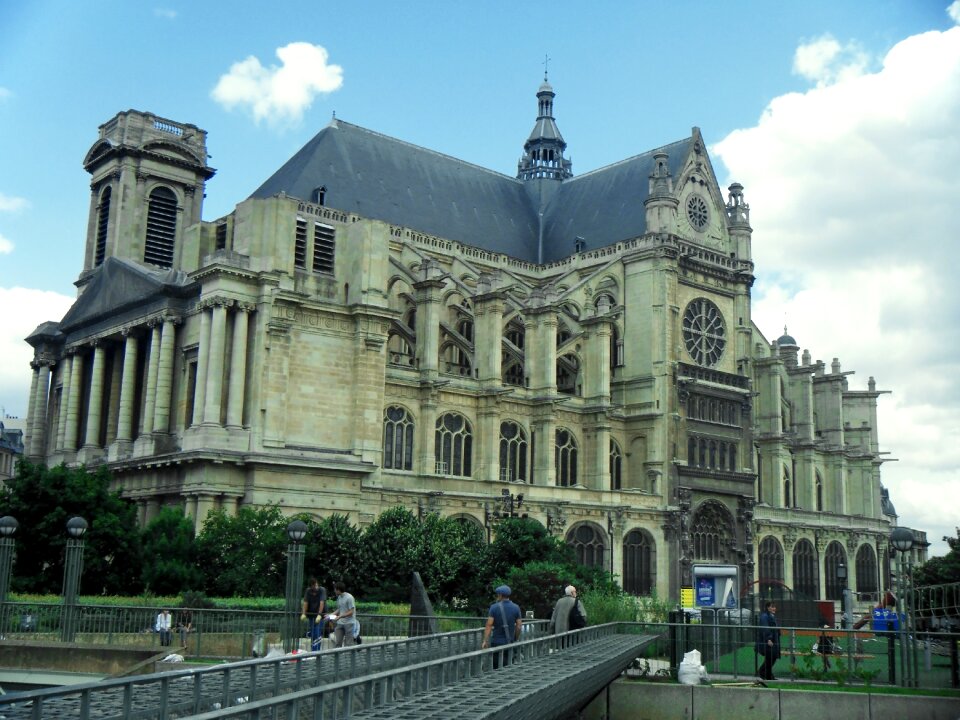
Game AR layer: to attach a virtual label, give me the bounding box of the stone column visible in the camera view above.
[413,266,444,381]
[473,287,505,386]
[105,346,123,446]
[202,301,229,425]
[141,324,161,435]
[25,362,39,451]
[116,332,139,443]
[532,414,555,486]
[478,401,500,483]
[418,394,438,476]
[225,304,251,428]
[83,343,106,448]
[56,352,73,450]
[64,352,84,451]
[192,306,211,426]
[589,422,611,491]
[30,361,52,457]
[195,494,217,528]
[152,317,178,433]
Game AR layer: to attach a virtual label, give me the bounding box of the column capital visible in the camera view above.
[200,296,234,310]
[236,301,257,313]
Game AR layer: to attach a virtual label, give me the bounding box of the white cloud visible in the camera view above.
[211,42,343,125]
[0,287,75,418]
[0,192,28,212]
[949,1,960,25]
[793,34,871,86]
[153,7,177,20]
[0,233,13,254]
[714,25,960,558]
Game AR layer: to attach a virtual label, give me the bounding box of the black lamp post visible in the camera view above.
[836,561,850,630]
[890,527,916,687]
[0,516,18,611]
[283,520,308,653]
[61,516,88,643]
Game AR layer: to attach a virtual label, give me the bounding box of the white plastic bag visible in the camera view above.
[678,649,707,686]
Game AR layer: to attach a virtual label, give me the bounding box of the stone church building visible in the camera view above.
[22,77,925,602]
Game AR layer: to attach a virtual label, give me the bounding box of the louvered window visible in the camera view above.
[215,223,227,250]
[294,218,307,269]
[313,223,335,274]
[95,187,111,266]
[143,187,178,268]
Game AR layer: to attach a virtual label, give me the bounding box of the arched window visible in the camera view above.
[856,545,879,598]
[556,353,580,395]
[610,439,623,490]
[758,536,784,596]
[435,413,472,476]
[824,541,847,601]
[95,186,111,266]
[143,186,178,268]
[783,466,791,508]
[815,472,824,512]
[567,524,605,568]
[555,428,579,487]
[499,421,528,482]
[792,539,819,599]
[623,529,655,595]
[382,406,414,470]
[691,501,735,562]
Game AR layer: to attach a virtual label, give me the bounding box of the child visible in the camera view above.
[817,625,835,670]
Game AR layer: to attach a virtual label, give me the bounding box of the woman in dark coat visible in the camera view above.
[755,601,781,680]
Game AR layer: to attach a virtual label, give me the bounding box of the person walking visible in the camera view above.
[156,609,173,647]
[816,624,835,671]
[330,581,358,648]
[755,601,781,680]
[300,577,327,651]
[549,585,587,635]
[481,585,523,669]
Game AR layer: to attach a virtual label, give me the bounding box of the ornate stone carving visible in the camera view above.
[545,505,568,537]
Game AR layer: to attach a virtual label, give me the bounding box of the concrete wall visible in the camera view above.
[588,680,960,720]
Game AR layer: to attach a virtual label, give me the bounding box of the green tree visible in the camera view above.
[303,513,363,591]
[194,505,289,597]
[140,507,203,595]
[359,506,425,601]
[914,528,960,586]
[420,513,486,601]
[483,517,574,582]
[0,460,143,594]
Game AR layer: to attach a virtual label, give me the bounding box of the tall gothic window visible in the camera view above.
[783,466,792,508]
[555,428,579,487]
[503,318,525,386]
[691,501,735,562]
[435,412,472,476]
[499,421,528,482]
[758,536,784,596]
[95,186,111,266]
[623,529,655,595]
[815,472,824,512]
[143,186,178,268]
[856,545,879,598]
[610,439,623,490]
[824,541,847,601]
[383,406,414,471]
[793,539,819,600]
[567,524,605,568]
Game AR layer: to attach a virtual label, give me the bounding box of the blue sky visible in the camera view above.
[1,1,958,555]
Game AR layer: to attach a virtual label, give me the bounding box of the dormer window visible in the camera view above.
[312,186,326,206]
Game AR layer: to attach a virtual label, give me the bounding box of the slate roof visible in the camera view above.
[251,118,694,264]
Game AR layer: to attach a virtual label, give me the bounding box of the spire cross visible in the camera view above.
[543,54,551,80]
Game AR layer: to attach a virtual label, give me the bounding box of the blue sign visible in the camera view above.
[696,577,715,606]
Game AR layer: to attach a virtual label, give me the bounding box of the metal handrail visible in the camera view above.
[0,619,550,720]
[178,623,646,719]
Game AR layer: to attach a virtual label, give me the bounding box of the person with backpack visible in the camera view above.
[549,585,587,634]
[481,585,523,668]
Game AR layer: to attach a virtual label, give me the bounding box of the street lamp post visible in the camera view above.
[0,516,18,632]
[60,516,88,643]
[890,527,915,688]
[283,520,307,653]
[836,561,851,631]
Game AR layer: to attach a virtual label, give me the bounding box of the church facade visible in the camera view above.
[22,79,925,603]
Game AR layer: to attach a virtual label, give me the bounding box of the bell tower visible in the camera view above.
[80,111,215,285]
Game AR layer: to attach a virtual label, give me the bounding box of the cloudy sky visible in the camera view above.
[0,1,957,555]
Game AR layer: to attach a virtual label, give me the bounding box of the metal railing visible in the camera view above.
[0,619,551,719]
[0,602,490,658]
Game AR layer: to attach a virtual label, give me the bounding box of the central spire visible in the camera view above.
[517,72,573,181]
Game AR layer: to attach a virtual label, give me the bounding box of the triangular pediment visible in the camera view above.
[59,258,195,333]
